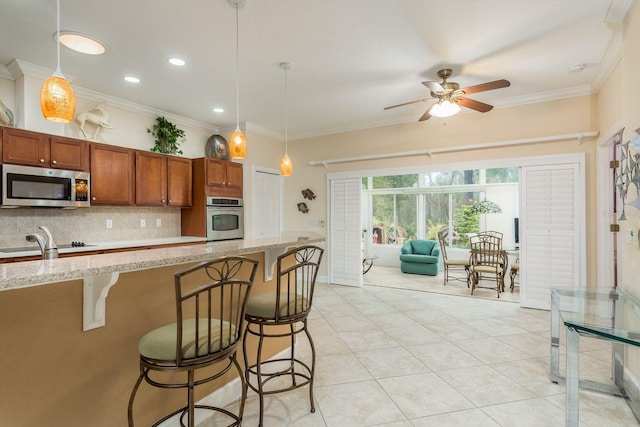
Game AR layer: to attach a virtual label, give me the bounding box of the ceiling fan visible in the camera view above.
[384,68,510,121]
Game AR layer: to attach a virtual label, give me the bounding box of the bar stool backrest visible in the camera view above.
[275,245,324,322]
[174,256,258,366]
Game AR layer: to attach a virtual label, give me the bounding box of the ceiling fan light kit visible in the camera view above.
[429,99,461,118]
[385,68,510,122]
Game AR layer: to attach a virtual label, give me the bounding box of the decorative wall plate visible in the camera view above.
[205,134,230,160]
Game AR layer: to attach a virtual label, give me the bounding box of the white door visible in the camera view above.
[329,178,363,287]
[252,169,281,239]
[520,163,582,309]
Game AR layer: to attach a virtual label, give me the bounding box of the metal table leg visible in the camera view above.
[551,298,561,383]
[566,326,580,427]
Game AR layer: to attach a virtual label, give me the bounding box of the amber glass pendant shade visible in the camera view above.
[280,154,293,176]
[40,74,76,123]
[230,129,247,159]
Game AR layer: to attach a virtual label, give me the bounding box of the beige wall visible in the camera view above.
[286,95,599,280]
[597,1,640,384]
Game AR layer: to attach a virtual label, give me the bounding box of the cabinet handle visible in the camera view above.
[162,199,166,203]
[222,181,226,185]
[227,182,231,187]
[40,158,45,163]
[52,160,57,165]
[92,197,96,201]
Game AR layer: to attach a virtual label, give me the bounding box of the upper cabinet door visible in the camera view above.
[2,127,50,167]
[1,127,88,170]
[205,158,227,188]
[225,162,243,192]
[49,136,89,171]
[167,157,192,207]
[135,151,167,206]
[90,143,134,206]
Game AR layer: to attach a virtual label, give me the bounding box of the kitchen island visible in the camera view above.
[0,233,325,427]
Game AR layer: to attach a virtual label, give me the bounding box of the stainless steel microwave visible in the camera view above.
[1,164,90,208]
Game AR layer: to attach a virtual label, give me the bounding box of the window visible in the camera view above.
[365,168,517,248]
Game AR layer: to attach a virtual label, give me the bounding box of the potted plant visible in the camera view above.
[147,116,185,155]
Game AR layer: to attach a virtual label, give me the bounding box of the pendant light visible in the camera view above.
[229,0,247,159]
[280,62,293,176]
[40,0,76,123]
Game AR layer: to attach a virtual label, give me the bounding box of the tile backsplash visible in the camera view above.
[0,206,182,249]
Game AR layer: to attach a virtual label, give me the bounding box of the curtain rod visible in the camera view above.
[307,131,599,166]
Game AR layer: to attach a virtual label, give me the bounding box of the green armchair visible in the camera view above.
[399,239,441,276]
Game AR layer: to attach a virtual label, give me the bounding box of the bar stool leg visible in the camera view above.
[303,319,316,413]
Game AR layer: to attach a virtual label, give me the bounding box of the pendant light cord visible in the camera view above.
[235,3,240,130]
[55,0,62,74]
[284,65,288,155]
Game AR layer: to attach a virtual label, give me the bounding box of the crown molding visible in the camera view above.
[0,64,11,80]
[491,85,593,109]
[592,31,623,92]
[7,59,76,81]
[73,85,219,132]
[606,0,633,24]
[245,121,283,140]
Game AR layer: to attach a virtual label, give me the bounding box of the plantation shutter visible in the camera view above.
[520,164,581,309]
[329,178,363,287]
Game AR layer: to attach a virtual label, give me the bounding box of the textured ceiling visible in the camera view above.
[0,0,630,139]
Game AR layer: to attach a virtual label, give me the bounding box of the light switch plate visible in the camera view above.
[140,219,146,228]
[106,219,112,229]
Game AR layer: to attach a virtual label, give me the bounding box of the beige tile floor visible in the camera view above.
[202,266,638,426]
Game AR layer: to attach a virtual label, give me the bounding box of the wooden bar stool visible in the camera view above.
[127,256,258,427]
[242,245,324,427]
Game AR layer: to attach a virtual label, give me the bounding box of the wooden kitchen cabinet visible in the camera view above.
[167,156,192,207]
[1,126,88,171]
[204,158,243,198]
[90,143,134,205]
[135,151,192,207]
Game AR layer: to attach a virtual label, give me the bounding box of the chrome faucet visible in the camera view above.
[25,226,59,260]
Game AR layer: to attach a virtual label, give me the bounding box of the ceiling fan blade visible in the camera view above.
[458,97,494,113]
[418,108,432,121]
[384,98,431,110]
[461,79,510,95]
[422,80,444,93]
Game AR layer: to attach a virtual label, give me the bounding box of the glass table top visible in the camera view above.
[551,286,640,347]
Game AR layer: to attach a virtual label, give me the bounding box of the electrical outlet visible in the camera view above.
[140,219,146,228]
[156,218,161,227]
[106,219,112,229]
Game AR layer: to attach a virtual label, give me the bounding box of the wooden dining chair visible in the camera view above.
[437,230,470,286]
[468,234,507,297]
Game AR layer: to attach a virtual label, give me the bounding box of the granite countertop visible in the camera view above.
[0,233,325,291]
[0,236,207,259]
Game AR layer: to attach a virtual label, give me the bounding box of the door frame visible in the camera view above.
[327,152,587,304]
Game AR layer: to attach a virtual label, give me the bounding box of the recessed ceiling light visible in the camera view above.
[124,76,140,83]
[56,31,108,55]
[213,108,224,113]
[168,58,186,66]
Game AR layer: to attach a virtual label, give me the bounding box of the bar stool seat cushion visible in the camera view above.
[245,292,308,320]
[139,319,235,361]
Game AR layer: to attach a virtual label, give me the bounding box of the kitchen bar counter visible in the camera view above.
[0,233,324,291]
[0,232,325,427]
